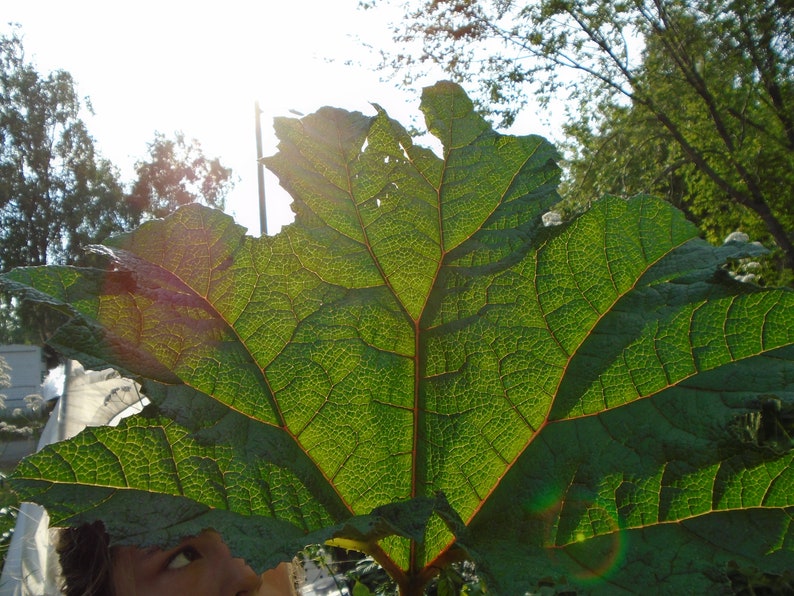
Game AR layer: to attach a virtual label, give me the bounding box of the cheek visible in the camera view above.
[259,563,294,594]
[144,563,222,595]
[111,550,142,596]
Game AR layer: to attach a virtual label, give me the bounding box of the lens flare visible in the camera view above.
[523,490,627,586]
[564,504,626,585]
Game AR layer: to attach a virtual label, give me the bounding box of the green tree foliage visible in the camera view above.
[0,30,131,272]
[2,83,794,594]
[0,29,132,342]
[127,131,233,221]
[561,1,794,286]
[372,0,794,284]
[0,29,234,342]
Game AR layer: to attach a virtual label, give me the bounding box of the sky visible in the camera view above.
[3,1,560,236]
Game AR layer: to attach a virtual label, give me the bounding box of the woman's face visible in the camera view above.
[111,530,293,595]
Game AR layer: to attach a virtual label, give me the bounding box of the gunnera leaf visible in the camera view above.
[2,81,793,594]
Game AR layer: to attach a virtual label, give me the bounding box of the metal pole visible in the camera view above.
[255,100,267,236]
[57,359,72,442]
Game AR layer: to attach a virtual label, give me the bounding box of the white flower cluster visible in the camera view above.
[542,211,563,227]
[0,421,34,438]
[23,394,44,413]
[723,231,750,244]
[723,230,764,284]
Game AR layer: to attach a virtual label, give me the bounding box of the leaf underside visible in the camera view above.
[3,82,793,594]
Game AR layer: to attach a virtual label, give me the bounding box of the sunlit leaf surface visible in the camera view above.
[3,82,793,594]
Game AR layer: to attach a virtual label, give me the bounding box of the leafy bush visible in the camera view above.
[1,82,793,594]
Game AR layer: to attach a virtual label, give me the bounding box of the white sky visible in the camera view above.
[3,0,560,236]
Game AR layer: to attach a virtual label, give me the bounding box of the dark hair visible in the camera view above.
[56,521,115,596]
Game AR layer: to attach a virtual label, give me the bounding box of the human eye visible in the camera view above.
[166,546,202,570]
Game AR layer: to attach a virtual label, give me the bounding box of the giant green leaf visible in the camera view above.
[2,82,794,594]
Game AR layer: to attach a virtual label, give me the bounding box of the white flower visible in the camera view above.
[24,394,44,412]
[736,273,758,283]
[542,211,563,227]
[724,231,749,244]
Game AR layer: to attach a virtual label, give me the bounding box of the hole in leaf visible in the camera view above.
[726,560,794,595]
[728,395,794,454]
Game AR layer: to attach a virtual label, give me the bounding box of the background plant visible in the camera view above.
[369,0,794,286]
[2,82,793,594]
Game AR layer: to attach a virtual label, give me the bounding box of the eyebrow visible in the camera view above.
[142,536,194,559]
[141,545,165,559]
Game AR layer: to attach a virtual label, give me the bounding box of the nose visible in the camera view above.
[208,533,262,595]
[226,556,262,595]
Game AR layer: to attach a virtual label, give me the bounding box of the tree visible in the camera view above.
[0,29,235,342]
[560,5,794,285]
[127,131,234,221]
[371,0,794,283]
[0,28,134,342]
[3,83,793,595]
[0,29,132,271]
